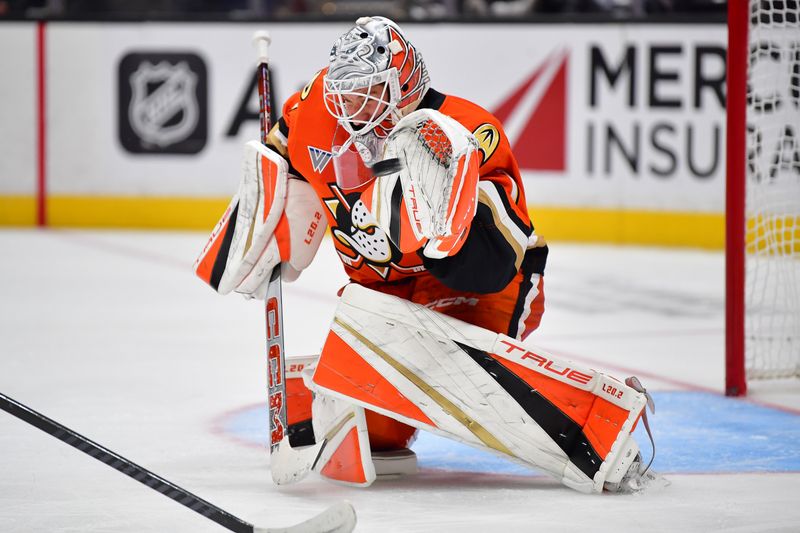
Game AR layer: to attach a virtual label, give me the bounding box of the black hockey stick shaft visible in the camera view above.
[255,32,273,147]
[253,31,289,455]
[0,392,255,533]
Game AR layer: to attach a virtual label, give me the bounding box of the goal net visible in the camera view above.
[727,0,800,394]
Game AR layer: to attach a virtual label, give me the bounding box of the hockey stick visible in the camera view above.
[254,31,325,486]
[0,392,356,533]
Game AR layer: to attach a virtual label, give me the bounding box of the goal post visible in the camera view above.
[726,0,800,396]
[726,0,748,397]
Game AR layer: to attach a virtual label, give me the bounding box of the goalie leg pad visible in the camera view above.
[364,410,418,452]
[283,355,415,485]
[310,284,650,493]
[287,355,419,453]
[601,435,640,487]
[310,392,376,487]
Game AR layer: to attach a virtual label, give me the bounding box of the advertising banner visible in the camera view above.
[1,21,744,245]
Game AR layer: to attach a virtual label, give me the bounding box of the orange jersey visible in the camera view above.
[268,68,534,292]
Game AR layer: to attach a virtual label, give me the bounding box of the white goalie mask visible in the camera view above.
[323,16,430,159]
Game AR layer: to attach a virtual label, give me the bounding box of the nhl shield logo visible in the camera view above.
[118,52,207,154]
[129,61,198,147]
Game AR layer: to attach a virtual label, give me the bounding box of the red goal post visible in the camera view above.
[726,0,748,397]
[726,0,800,396]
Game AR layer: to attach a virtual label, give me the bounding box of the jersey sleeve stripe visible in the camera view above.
[485,174,529,231]
[508,246,548,339]
[278,116,290,137]
[266,120,308,182]
[477,181,530,271]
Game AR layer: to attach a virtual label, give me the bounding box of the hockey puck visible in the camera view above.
[371,158,403,177]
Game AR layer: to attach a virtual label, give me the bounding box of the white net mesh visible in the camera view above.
[745,0,800,379]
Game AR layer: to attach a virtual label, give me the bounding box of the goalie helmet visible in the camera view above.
[323,16,430,147]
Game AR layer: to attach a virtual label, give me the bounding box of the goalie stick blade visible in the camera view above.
[256,501,357,533]
[270,437,324,485]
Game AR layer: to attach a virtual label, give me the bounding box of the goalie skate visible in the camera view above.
[372,448,418,478]
[604,453,669,494]
[602,376,667,493]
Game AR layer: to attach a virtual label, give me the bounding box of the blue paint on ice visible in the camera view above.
[220,391,800,474]
[635,391,800,473]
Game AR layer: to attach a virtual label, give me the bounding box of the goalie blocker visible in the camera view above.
[291,284,655,493]
[194,141,326,299]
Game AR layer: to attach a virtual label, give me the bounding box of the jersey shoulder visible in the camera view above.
[436,92,509,169]
[283,67,328,118]
[439,94,502,130]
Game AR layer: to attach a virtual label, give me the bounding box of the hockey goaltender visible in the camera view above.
[195,16,663,495]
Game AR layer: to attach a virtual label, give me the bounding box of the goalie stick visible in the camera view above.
[254,31,326,485]
[0,392,356,533]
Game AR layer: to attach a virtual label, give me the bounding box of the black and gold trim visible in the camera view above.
[484,180,529,239]
[507,244,548,339]
[477,181,531,272]
[209,202,239,292]
[266,121,289,158]
[266,118,307,181]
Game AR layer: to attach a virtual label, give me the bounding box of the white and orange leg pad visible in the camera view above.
[308,390,376,487]
[309,284,651,494]
[287,354,419,482]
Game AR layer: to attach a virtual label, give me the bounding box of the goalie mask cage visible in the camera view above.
[726,0,800,396]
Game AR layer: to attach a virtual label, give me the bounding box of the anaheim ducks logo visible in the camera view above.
[322,184,426,280]
[473,123,500,164]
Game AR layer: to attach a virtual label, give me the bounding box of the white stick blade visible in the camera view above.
[257,501,357,533]
[270,437,323,485]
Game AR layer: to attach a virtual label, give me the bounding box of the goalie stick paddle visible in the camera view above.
[253,31,326,487]
[0,392,356,533]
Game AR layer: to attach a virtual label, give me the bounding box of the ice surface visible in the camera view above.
[1,229,798,532]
